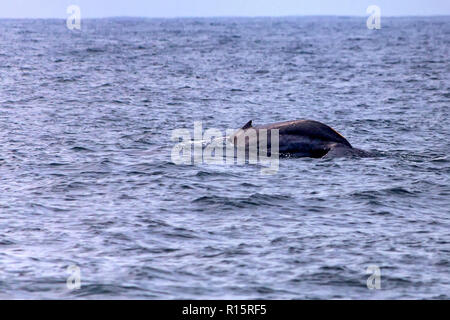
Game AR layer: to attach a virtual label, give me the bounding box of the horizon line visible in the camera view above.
[1,14,450,20]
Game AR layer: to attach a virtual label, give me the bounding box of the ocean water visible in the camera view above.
[0,17,449,299]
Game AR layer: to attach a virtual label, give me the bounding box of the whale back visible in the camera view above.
[255,120,353,148]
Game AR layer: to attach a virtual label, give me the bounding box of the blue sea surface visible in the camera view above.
[0,17,449,299]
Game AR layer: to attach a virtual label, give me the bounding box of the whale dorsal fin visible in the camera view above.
[241,120,252,130]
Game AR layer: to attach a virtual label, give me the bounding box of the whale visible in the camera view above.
[229,119,369,158]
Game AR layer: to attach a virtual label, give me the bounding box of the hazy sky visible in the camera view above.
[1,0,450,18]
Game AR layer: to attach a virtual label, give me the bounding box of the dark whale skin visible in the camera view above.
[232,119,368,158]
